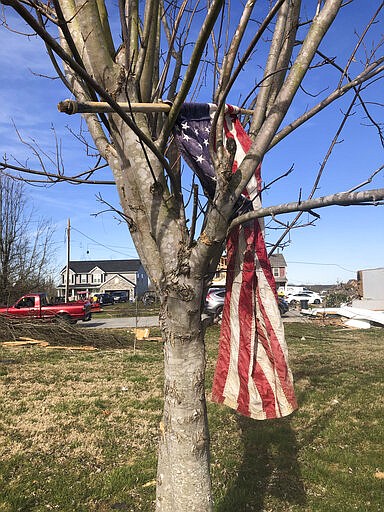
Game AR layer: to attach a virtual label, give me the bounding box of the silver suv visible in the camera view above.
[204,287,226,322]
[204,287,288,323]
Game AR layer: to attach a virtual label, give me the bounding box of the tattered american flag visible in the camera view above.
[174,103,297,420]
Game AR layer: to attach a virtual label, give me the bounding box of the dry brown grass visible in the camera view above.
[1,321,383,511]
[0,328,163,511]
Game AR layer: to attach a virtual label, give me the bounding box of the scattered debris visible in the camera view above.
[142,480,156,488]
[1,337,96,351]
[46,345,97,351]
[301,306,384,329]
[343,319,371,329]
[131,327,150,340]
[19,336,46,342]
[2,339,49,348]
[130,328,162,341]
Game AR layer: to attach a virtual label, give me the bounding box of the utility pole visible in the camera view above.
[65,218,70,302]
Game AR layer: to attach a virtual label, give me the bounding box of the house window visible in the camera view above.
[93,273,101,284]
[273,268,280,278]
[81,274,87,284]
[62,274,74,284]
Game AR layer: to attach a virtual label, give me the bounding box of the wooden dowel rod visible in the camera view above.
[57,99,254,116]
[57,99,171,115]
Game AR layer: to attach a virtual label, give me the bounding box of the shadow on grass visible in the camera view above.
[217,415,306,511]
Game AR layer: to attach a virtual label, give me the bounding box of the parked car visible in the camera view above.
[93,293,114,305]
[204,287,289,322]
[111,291,129,303]
[285,292,322,306]
[204,287,226,322]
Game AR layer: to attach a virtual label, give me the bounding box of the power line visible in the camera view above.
[287,260,356,273]
[70,226,137,257]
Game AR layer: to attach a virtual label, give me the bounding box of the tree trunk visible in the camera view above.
[156,289,212,512]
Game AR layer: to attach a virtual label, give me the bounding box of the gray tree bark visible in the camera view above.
[156,288,212,511]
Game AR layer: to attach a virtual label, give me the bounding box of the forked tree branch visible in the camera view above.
[270,59,384,149]
[269,84,363,255]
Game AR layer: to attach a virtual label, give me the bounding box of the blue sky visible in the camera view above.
[0,3,383,286]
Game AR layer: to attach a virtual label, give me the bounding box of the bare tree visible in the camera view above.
[0,1,383,510]
[0,174,56,304]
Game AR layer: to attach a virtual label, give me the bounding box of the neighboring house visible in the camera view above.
[58,259,148,301]
[211,255,228,287]
[269,253,288,291]
[211,252,288,291]
[352,267,384,310]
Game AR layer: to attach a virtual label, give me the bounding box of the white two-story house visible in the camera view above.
[58,259,148,301]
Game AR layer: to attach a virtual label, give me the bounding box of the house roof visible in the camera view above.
[64,259,143,274]
[269,253,287,267]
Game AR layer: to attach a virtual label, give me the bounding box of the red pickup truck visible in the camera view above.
[0,293,92,324]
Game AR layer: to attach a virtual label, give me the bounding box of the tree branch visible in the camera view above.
[270,59,384,149]
[214,0,286,116]
[229,188,384,232]
[251,0,293,136]
[0,162,115,185]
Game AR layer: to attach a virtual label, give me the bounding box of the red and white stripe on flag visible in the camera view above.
[211,107,298,419]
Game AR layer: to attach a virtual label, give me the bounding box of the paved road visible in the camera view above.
[80,315,160,329]
[81,310,304,329]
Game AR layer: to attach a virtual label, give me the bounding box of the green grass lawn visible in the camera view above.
[0,322,383,511]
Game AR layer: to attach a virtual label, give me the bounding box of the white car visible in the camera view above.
[285,292,322,305]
